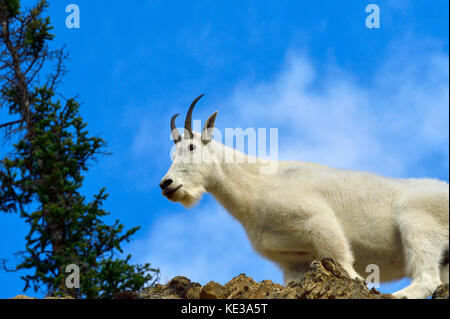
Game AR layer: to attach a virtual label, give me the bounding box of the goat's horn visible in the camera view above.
[171,113,182,144]
[184,94,205,139]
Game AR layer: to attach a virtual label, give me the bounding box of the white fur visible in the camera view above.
[161,125,449,299]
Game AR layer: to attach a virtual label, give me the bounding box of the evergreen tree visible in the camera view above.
[0,0,159,298]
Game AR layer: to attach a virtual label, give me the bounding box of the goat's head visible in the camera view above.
[160,94,219,207]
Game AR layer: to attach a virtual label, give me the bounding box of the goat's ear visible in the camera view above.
[201,111,218,145]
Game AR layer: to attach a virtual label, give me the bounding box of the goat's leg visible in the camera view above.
[440,263,449,284]
[304,213,362,280]
[394,208,445,299]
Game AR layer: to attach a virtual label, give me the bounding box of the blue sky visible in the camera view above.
[0,0,448,298]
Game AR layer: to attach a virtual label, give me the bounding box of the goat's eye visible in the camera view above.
[189,144,196,152]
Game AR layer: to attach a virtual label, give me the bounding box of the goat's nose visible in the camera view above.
[159,179,173,190]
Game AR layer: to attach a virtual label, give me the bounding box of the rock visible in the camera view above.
[224,275,295,299]
[288,259,395,299]
[167,276,200,298]
[225,274,256,299]
[199,281,228,299]
[186,286,201,299]
[139,276,201,299]
[432,283,449,299]
[138,259,396,299]
[11,259,448,299]
[114,290,140,299]
[11,294,73,299]
[11,295,37,299]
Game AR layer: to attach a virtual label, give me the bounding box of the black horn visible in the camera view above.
[184,94,205,139]
[171,113,182,144]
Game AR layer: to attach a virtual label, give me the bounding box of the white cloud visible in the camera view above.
[225,50,449,178]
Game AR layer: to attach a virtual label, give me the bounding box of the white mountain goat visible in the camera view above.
[160,95,449,299]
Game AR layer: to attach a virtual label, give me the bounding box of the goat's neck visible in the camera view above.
[205,143,265,223]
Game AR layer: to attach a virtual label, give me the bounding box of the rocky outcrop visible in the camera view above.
[432,283,449,299]
[12,259,449,299]
[138,258,397,299]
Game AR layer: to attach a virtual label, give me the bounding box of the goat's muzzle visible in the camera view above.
[161,183,183,198]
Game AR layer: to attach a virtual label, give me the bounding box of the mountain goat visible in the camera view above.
[160,95,449,299]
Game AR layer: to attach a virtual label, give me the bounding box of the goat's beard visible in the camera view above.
[179,186,205,208]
